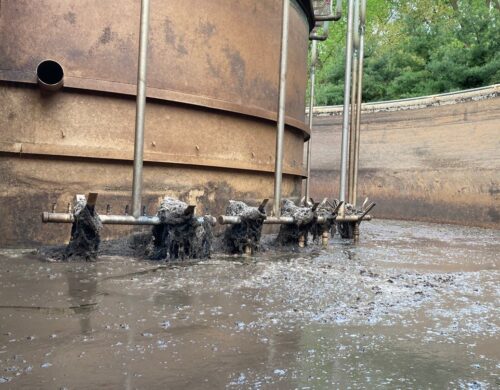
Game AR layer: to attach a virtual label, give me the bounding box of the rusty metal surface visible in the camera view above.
[309,93,500,229]
[0,84,306,177]
[0,1,315,246]
[0,155,302,247]
[0,0,310,136]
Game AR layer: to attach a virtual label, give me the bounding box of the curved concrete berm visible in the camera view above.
[0,0,314,247]
[310,85,500,229]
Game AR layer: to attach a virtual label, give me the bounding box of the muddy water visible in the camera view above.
[0,220,498,389]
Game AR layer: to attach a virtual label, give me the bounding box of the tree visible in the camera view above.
[313,0,500,105]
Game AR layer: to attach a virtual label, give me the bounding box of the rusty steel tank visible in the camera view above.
[0,0,316,246]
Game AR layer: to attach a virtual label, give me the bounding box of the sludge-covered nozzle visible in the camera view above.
[149,197,214,261]
[221,199,268,255]
[63,193,102,262]
[336,199,376,240]
[277,198,343,247]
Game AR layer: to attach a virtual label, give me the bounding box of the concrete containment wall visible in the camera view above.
[309,85,500,229]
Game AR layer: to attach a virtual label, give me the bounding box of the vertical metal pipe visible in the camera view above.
[348,54,358,204]
[273,0,290,217]
[339,0,356,204]
[131,0,151,218]
[352,0,367,207]
[348,0,360,205]
[305,39,318,201]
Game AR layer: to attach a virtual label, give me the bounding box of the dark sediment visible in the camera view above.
[36,200,346,262]
[148,197,213,260]
[310,203,337,243]
[337,221,355,239]
[276,199,315,246]
[223,200,266,254]
[63,198,102,261]
[4,220,499,388]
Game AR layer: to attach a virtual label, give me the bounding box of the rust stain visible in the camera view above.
[63,11,76,25]
[198,20,216,39]
[99,27,112,44]
[223,46,246,92]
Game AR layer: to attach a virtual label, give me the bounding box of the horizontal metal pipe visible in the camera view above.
[217,215,295,225]
[217,215,332,225]
[314,14,341,21]
[217,215,242,225]
[265,216,298,224]
[42,212,216,226]
[335,214,372,222]
[309,34,328,41]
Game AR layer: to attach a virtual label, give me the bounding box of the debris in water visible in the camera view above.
[159,321,171,329]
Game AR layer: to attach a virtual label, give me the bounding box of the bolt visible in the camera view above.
[151,141,156,147]
[51,202,56,213]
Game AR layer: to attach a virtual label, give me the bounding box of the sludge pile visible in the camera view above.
[41,195,372,262]
[148,197,213,260]
[222,200,266,255]
[276,199,315,247]
[63,195,102,262]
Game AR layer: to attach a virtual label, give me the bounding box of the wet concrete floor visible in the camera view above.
[0,220,499,389]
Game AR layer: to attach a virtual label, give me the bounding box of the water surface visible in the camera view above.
[0,220,498,389]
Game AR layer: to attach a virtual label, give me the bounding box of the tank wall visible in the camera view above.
[0,0,311,247]
[310,89,500,229]
[0,155,301,247]
[0,84,305,177]
[0,0,310,128]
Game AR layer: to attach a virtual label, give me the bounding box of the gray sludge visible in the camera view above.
[223,200,266,254]
[63,198,102,261]
[277,199,315,246]
[310,203,337,241]
[148,197,213,260]
[337,203,356,239]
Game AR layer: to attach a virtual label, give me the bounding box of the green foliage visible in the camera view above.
[313,0,500,105]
